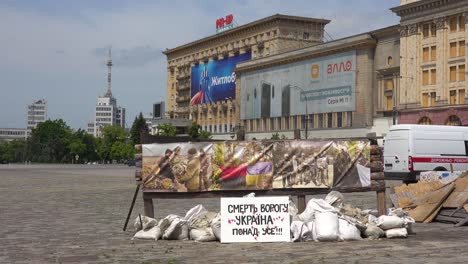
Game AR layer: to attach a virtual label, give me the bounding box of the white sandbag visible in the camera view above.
[133,226,162,240]
[189,228,216,242]
[133,215,158,231]
[388,208,415,234]
[325,191,344,208]
[210,216,221,241]
[297,199,337,223]
[338,218,362,241]
[385,227,408,238]
[290,221,315,242]
[363,224,385,239]
[158,214,180,233]
[162,218,189,240]
[243,192,255,197]
[315,212,339,242]
[184,205,208,223]
[376,215,405,230]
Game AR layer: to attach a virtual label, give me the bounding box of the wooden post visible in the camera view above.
[297,195,306,213]
[377,189,387,216]
[143,197,154,218]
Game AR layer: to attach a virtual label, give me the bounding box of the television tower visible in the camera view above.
[104,47,113,97]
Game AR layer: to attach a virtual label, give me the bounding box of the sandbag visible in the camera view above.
[133,226,163,240]
[184,205,208,223]
[376,215,405,230]
[290,221,315,242]
[190,228,216,242]
[363,224,385,239]
[338,218,362,241]
[297,199,337,223]
[325,191,344,209]
[388,208,415,234]
[133,215,158,232]
[162,218,189,240]
[210,216,221,241]
[158,214,180,234]
[385,228,408,238]
[315,212,339,242]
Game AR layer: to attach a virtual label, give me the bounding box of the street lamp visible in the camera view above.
[292,86,309,139]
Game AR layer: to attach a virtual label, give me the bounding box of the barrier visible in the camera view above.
[134,136,385,219]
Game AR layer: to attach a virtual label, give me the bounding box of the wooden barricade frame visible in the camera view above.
[134,136,386,219]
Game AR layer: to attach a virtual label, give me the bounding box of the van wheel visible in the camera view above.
[434,167,447,171]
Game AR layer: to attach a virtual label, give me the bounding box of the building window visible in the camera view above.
[266,47,270,55]
[422,70,429,85]
[460,41,465,57]
[293,116,297,129]
[422,24,429,38]
[431,69,437,85]
[422,92,436,107]
[450,66,457,82]
[303,32,310,40]
[450,89,465,105]
[327,113,333,128]
[387,56,393,66]
[347,112,353,127]
[460,16,466,31]
[270,118,275,130]
[318,114,323,128]
[285,117,290,130]
[418,116,432,125]
[423,47,429,62]
[446,115,462,126]
[263,119,267,131]
[430,23,436,36]
[277,117,282,130]
[449,16,458,32]
[460,65,466,82]
[337,112,343,128]
[449,64,465,82]
[224,124,228,133]
[430,46,436,61]
[450,42,457,58]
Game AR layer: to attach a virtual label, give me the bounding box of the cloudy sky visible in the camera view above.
[0,0,400,129]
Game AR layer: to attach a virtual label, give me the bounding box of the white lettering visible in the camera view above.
[211,72,236,86]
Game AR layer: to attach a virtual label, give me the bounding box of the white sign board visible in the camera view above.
[220,196,290,243]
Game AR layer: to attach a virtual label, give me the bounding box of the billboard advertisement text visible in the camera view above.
[191,52,251,105]
[240,51,356,119]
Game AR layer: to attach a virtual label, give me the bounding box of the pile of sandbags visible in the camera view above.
[132,205,220,242]
[289,191,413,242]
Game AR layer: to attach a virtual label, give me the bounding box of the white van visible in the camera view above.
[383,124,468,183]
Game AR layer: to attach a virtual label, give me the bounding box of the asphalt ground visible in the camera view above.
[0,164,467,264]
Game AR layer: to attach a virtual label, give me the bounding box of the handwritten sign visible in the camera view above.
[220,196,290,243]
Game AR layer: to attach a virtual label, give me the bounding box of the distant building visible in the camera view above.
[88,95,126,137]
[87,48,126,137]
[0,128,27,141]
[27,99,47,132]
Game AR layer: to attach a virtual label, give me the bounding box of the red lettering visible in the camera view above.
[327,60,353,74]
[327,64,332,74]
[216,18,225,29]
[345,60,352,71]
[226,14,233,25]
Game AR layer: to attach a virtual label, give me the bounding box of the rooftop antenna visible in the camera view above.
[104,46,113,97]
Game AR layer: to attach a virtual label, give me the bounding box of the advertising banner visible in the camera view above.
[191,53,251,105]
[220,196,290,243]
[240,50,356,120]
[141,139,370,192]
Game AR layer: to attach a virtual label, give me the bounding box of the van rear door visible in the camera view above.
[384,130,410,174]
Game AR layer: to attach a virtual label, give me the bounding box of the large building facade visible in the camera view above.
[88,94,126,137]
[163,14,330,138]
[236,26,400,139]
[392,0,468,125]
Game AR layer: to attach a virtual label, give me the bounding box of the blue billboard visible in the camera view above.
[190,52,251,105]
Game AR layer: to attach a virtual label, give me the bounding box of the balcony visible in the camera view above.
[175,107,189,114]
[176,72,190,80]
[176,96,190,103]
[176,83,190,92]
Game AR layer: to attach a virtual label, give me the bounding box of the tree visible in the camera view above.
[26,119,73,163]
[271,132,281,140]
[199,130,212,139]
[97,125,129,161]
[157,123,177,136]
[0,140,26,162]
[130,112,149,145]
[188,123,201,139]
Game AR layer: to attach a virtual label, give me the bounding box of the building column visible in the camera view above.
[434,16,447,104]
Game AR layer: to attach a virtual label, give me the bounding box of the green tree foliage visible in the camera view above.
[271,132,281,140]
[199,130,212,139]
[26,119,73,163]
[157,123,177,136]
[0,139,27,162]
[188,123,201,139]
[97,125,128,161]
[130,112,149,145]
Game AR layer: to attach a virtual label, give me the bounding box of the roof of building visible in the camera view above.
[163,14,330,55]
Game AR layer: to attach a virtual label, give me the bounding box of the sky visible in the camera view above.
[0,0,400,130]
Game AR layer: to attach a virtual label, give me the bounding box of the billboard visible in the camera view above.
[141,139,371,192]
[240,50,356,119]
[191,52,251,105]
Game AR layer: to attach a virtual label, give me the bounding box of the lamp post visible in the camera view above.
[292,86,308,139]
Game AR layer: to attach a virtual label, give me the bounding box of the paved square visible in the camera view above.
[0,165,467,263]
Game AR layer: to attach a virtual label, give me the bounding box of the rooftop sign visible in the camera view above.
[216,14,234,33]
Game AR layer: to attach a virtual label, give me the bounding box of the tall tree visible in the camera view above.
[157,123,177,136]
[130,112,149,145]
[188,123,201,139]
[26,119,72,163]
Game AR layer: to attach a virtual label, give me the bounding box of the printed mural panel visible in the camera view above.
[142,140,370,192]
